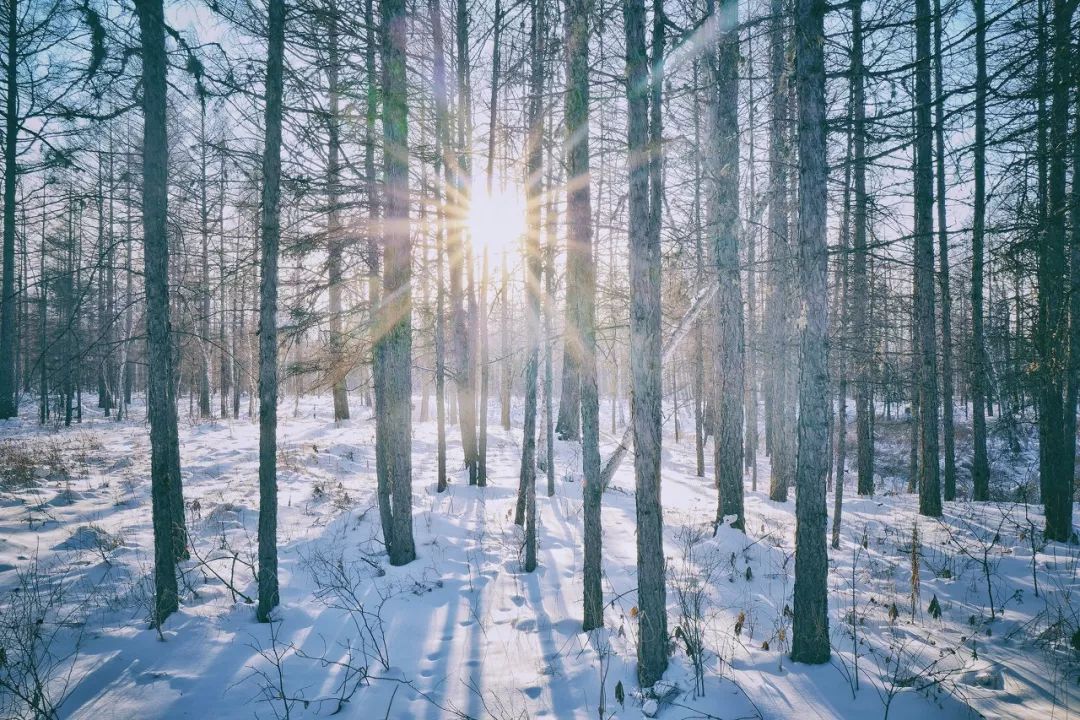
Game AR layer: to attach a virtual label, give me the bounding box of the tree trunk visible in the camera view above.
[478,0,503,486]
[135,0,185,628]
[542,146,557,498]
[518,0,545,573]
[710,0,744,532]
[914,0,942,518]
[500,248,511,429]
[564,0,602,631]
[851,0,874,497]
[0,0,18,419]
[217,150,230,419]
[256,0,285,623]
[969,0,990,501]
[1038,0,1075,541]
[932,0,955,501]
[364,0,380,411]
[431,0,451,493]
[1064,51,1080,498]
[766,0,795,502]
[625,0,667,686]
[790,0,830,666]
[197,101,212,419]
[454,0,478,485]
[376,0,416,564]
[327,2,350,422]
[692,62,706,480]
[478,246,489,486]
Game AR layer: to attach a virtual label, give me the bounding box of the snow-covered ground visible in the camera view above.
[1,394,1077,719]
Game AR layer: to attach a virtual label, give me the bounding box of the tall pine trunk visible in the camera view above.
[327,2,350,422]
[256,0,285,622]
[0,0,18,419]
[1038,0,1075,541]
[376,0,416,564]
[518,0,545,572]
[914,0,942,518]
[766,0,795,502]
[625,0,667,686]
[710,0,744,532]
[851,0,874,497]
[933,0,956,501]
[198,100,212,419]
[969,0,990,500]
[790,0,830,666]
[564,0,602,631]
[136,0,185,628]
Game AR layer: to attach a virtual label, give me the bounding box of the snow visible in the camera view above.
[0,395,1077,719]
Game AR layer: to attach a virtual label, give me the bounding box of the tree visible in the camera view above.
[256,0,286,623]
[709,0,744,532]
[1038,0,1077,542]
[932,0,955,501]
[0,0,17,419]
[765,0,796,502]
[850,0,874,497]
[969,0,990,501]
[565,0,602,631]
[914,0,941,518]
[625,0,667,687]
[518,0,546,573]
[451,0,479,485]
[790,0,830,666]
[375,0,416,565]
[197,99,213,419]
[135,0,186,628]
[326,0,350,422]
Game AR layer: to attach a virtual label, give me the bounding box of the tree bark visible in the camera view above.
[969,0,990,500]
[453,0,478,485]
[256,0,285,623]
[135,0,185,628]
[932,0,955,501]
[914,0,942,518]
[563,0,602,631]
[790,0,830,666]
[625,0,667,686]
[518,0,545,573]
[0,0,19,419]
[709,0,744,532]
[766,0,795,502]
[1038,0,1076,541]
[376,0,416,564]
[851,0,874,497]
[327,2,350,422]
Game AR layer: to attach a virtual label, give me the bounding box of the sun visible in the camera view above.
[467,181,527,254]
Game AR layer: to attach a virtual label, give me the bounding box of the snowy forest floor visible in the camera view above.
[1,394,1078,719]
